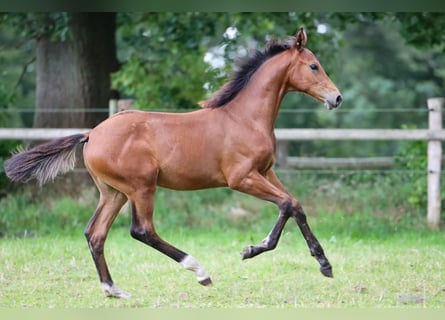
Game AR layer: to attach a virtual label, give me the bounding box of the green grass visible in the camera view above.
[1,227,444,308]
[1,172,444,307]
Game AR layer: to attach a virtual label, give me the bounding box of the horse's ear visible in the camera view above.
[295,28,307,51]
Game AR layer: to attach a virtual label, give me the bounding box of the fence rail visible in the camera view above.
[275,128,445,141]
[0,128,89,140]
[2,128,445,142]
[0,98,443,229]
[286,156,395,170]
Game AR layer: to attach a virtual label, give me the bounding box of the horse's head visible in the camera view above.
[287,28,342,110]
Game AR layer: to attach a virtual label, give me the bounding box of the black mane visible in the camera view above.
[202,40,292,108]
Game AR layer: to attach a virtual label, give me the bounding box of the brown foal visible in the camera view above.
[5,28,342,298]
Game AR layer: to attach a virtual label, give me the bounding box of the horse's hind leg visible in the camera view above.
[84,179,130,298]
[129,186,212,286]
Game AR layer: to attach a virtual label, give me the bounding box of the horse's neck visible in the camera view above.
[226,53,290,133]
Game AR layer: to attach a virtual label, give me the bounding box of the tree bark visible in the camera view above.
[32,13,119,196]
[34,12,119,129]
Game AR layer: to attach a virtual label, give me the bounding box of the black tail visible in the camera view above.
[4,133,89,186]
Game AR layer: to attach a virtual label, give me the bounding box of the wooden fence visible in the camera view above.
[0,98,443,229]
[275,97,444,231]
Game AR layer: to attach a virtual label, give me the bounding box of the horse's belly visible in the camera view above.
[156,161,227,191]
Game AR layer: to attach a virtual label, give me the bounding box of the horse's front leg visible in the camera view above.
[291,202,333,278]
[241,211,289,259]
[230,169,333,278]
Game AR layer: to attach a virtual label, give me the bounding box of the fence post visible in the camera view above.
[276,141,289,168]
[109,98,118,117]
[427,97,443,230]
[109,89,119,117]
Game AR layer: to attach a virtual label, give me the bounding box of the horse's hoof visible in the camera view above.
[241,246,253,260]
[320,264,333,278]
[199,277,213,286]
[102,283,132,299]
[113,290,132,299]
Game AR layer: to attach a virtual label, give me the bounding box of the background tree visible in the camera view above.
[112,12,334,110]
[2,12,445,125]
[0,12,120,194]
[34,13,119,129]
[1,12,445,197]
[1,13,119,129]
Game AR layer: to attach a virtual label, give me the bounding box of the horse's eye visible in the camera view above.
[310,64,319,71]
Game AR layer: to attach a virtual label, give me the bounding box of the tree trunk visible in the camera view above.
[32,13,119,196]
[34,12,119,129]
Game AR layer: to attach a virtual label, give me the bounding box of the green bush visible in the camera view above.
[0,169,432,239]
[394,138,428,207]
[394,131,445,214]
[0,191,97,237]
[0,140,22,198]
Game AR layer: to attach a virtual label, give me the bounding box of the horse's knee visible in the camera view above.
[85,232,106,257]
[288,199,305,217]
[130,225,159,247]
[279,198,303,215]
[130,225,145,242]
[84,224,96,241]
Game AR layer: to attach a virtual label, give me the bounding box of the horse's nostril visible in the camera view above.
[336,95,343,105]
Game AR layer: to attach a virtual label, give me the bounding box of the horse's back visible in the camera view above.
[83,109,228,191]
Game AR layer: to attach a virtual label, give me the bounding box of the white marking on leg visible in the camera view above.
[180,255,211,283]
[101,282,132,299]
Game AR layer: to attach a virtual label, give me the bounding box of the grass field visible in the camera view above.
[1,227,444,308]
[1,172,444,308]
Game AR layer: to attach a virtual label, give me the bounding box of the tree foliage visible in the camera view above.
[0,12,445,201]
[112,12,344,110]
[278,13,445,157]
[395,12,445,51]
[1,12,445,140]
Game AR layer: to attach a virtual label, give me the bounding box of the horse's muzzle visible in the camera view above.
[325,94,342,110]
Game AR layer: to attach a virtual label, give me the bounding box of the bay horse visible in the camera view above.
[4,28,342,299]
